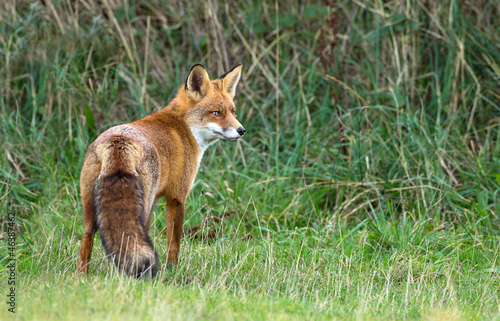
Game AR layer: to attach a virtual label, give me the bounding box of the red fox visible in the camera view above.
[77,64,244,278]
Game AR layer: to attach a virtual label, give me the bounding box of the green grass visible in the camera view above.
[5,218,500,320]
[1,0,500,319]
[7,218,500,320]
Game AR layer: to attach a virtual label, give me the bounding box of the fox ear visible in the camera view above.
[219,64,242,99]
[185,64,211,102]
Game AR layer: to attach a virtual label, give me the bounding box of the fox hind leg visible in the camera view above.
[77,162,100,275]
[145,200,157,234]
[77,191,97,274]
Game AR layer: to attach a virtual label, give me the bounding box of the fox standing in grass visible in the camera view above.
[77,64,245,278]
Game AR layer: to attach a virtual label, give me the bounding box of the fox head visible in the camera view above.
[176,64,245,151]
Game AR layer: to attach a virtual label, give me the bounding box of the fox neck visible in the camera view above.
[189,126,219,168]
[161,97,222,169]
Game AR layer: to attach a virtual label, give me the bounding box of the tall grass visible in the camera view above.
[1,0,499,319]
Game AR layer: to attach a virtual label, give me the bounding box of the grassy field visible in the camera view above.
[1,0,500,319]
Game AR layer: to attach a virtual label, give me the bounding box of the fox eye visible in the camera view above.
[211,111,221,117]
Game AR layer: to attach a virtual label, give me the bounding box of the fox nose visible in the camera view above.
[237,127,246,136]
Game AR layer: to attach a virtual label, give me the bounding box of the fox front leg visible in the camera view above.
[164,198,185,265]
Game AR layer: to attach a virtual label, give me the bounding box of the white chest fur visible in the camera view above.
[189,125,220,186]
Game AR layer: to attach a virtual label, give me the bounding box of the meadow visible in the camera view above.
[1,0,499,319]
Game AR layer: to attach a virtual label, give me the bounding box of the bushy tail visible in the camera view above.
[94,170,159,278]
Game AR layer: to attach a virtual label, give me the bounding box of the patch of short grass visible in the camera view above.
[2,212,499,320]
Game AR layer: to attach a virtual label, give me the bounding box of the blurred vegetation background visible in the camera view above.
[0,0,499,243]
